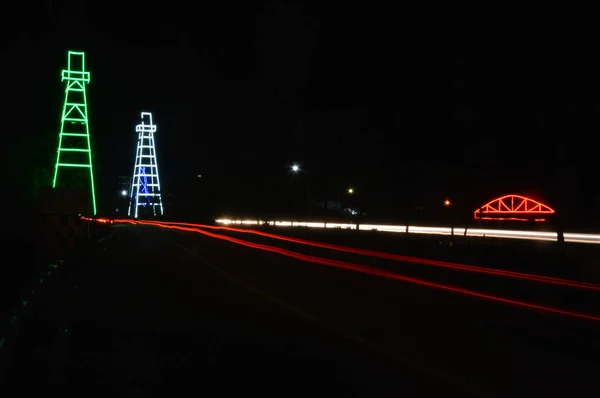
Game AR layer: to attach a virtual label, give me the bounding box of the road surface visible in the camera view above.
[3,223,600,396]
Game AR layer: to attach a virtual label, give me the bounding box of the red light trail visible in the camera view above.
[138,220,600,292]
[132,220,600,322]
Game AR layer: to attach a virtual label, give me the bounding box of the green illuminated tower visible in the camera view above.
[52,51,97,215]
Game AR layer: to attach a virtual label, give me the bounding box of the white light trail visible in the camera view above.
[213,219,600,245]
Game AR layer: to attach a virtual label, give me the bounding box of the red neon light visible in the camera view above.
[474,194,555,221]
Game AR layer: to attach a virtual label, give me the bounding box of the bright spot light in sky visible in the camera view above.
[291,164,299,172]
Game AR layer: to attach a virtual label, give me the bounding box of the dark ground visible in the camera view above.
[2,223,600,396]
[0,220,113,322]
[0,239,39,318]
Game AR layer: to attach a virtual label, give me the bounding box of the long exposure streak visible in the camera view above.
[133,221,600,322]
[139,220,600,292]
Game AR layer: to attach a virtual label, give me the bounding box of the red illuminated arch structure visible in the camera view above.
[474,194,555,222]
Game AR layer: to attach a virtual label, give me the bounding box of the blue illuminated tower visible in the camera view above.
[128,112,164,218]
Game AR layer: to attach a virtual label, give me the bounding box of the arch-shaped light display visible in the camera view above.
[474,194,555,222]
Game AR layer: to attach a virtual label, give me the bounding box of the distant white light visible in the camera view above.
[291,164,300,172]
[121,190,127,196]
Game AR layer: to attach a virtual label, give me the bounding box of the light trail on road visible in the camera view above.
[133,220,600,323]
[137,220,600,292]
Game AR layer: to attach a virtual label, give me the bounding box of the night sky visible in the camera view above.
[4,3,599,226]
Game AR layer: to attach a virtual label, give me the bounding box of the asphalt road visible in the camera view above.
[3,223,600,397]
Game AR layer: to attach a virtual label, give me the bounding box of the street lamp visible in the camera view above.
[121,190,127,196]
[444,199,451,206]
[291,164,300,173]
[347,187,354,194]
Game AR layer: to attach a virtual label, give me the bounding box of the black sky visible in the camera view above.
[4,2,600,225]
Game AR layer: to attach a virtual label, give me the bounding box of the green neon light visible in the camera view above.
[57,163,92,167]
[52,51,97,215]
